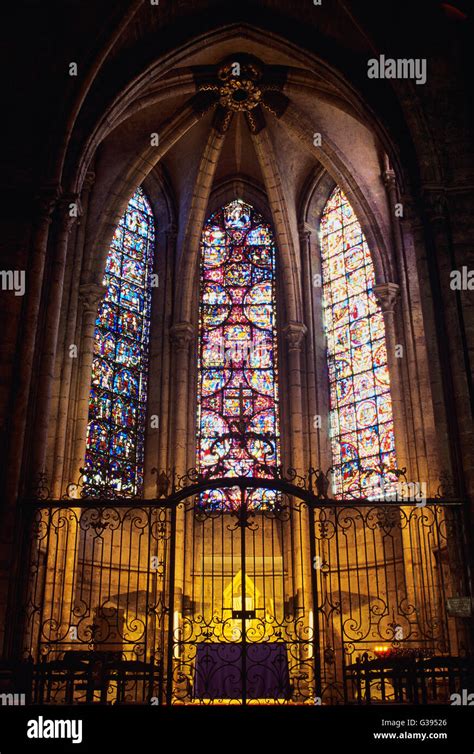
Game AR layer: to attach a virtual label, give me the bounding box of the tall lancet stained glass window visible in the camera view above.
[320,187,396,498]
[197,199,280,509]
[85,186,155,496]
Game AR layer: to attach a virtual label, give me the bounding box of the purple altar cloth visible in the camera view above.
[194,642,290,699]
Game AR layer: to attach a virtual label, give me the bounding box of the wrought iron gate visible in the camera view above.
[10,475,473,705]
[171,488,314,704]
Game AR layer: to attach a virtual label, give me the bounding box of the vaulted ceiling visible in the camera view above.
[89,45,391,229]
[6,0,470,219]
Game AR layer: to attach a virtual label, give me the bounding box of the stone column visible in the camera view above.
[383,162,405,260]
[381,164,418,480]
[299,226,319,467]
[169,321,194,689]
[372,281,406,472]
[30,194,81,483]
[420,189,471,651]
[421,188,468,497]
[282,321,310,635]
[69,282,104,487]
[372,281,412,644]
[46,278,102,662]
[52,172,95,496]
[5,185,61,504]
[0,185,62,657]
[283,321,307,472]
[158,226,178,473]
[170,322,194,473]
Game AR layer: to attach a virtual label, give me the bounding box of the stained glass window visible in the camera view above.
[320,187,397,498]
[197,199,280,509]
[85,186,155,496]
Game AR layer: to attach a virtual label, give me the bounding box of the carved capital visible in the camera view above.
[298,223,312,245]
[382,168,397,192]
[82,171,96,193]
[284,321,307,351]
[422,187,448,222]
[170,322,194,350]
[35,184,62,224]
[79,283,104,314]
[166,224,178,243]
[58,193,82,232]
[373,283,400,314]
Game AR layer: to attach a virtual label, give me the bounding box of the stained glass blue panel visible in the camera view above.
[85,186,155,495]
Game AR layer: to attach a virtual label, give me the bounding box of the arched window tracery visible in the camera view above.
[196,199,280,509]
[320,187,397,498]
[84,186,155,496]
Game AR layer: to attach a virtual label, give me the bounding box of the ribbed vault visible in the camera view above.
[85,45,397,329]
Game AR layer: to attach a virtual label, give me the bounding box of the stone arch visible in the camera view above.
[48,173,177,496]
[26,12,455,500]
[299,167,393,288]
[62,18,434,265]
[63,18,418,193]
[300,168,440,493]
[208,176,271,221]
[3,2,473,683]
[87,100,214,290]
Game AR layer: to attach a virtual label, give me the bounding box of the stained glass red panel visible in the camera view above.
[197,200,280,509]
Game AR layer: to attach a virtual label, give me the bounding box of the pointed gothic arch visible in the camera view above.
[84,186,155,496]
[319,186,397,498]
[196,198,281,509]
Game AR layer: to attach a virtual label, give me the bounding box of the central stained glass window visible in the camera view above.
[320,186,397,499]
[85,186,155,496]
[197,199,280,509]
